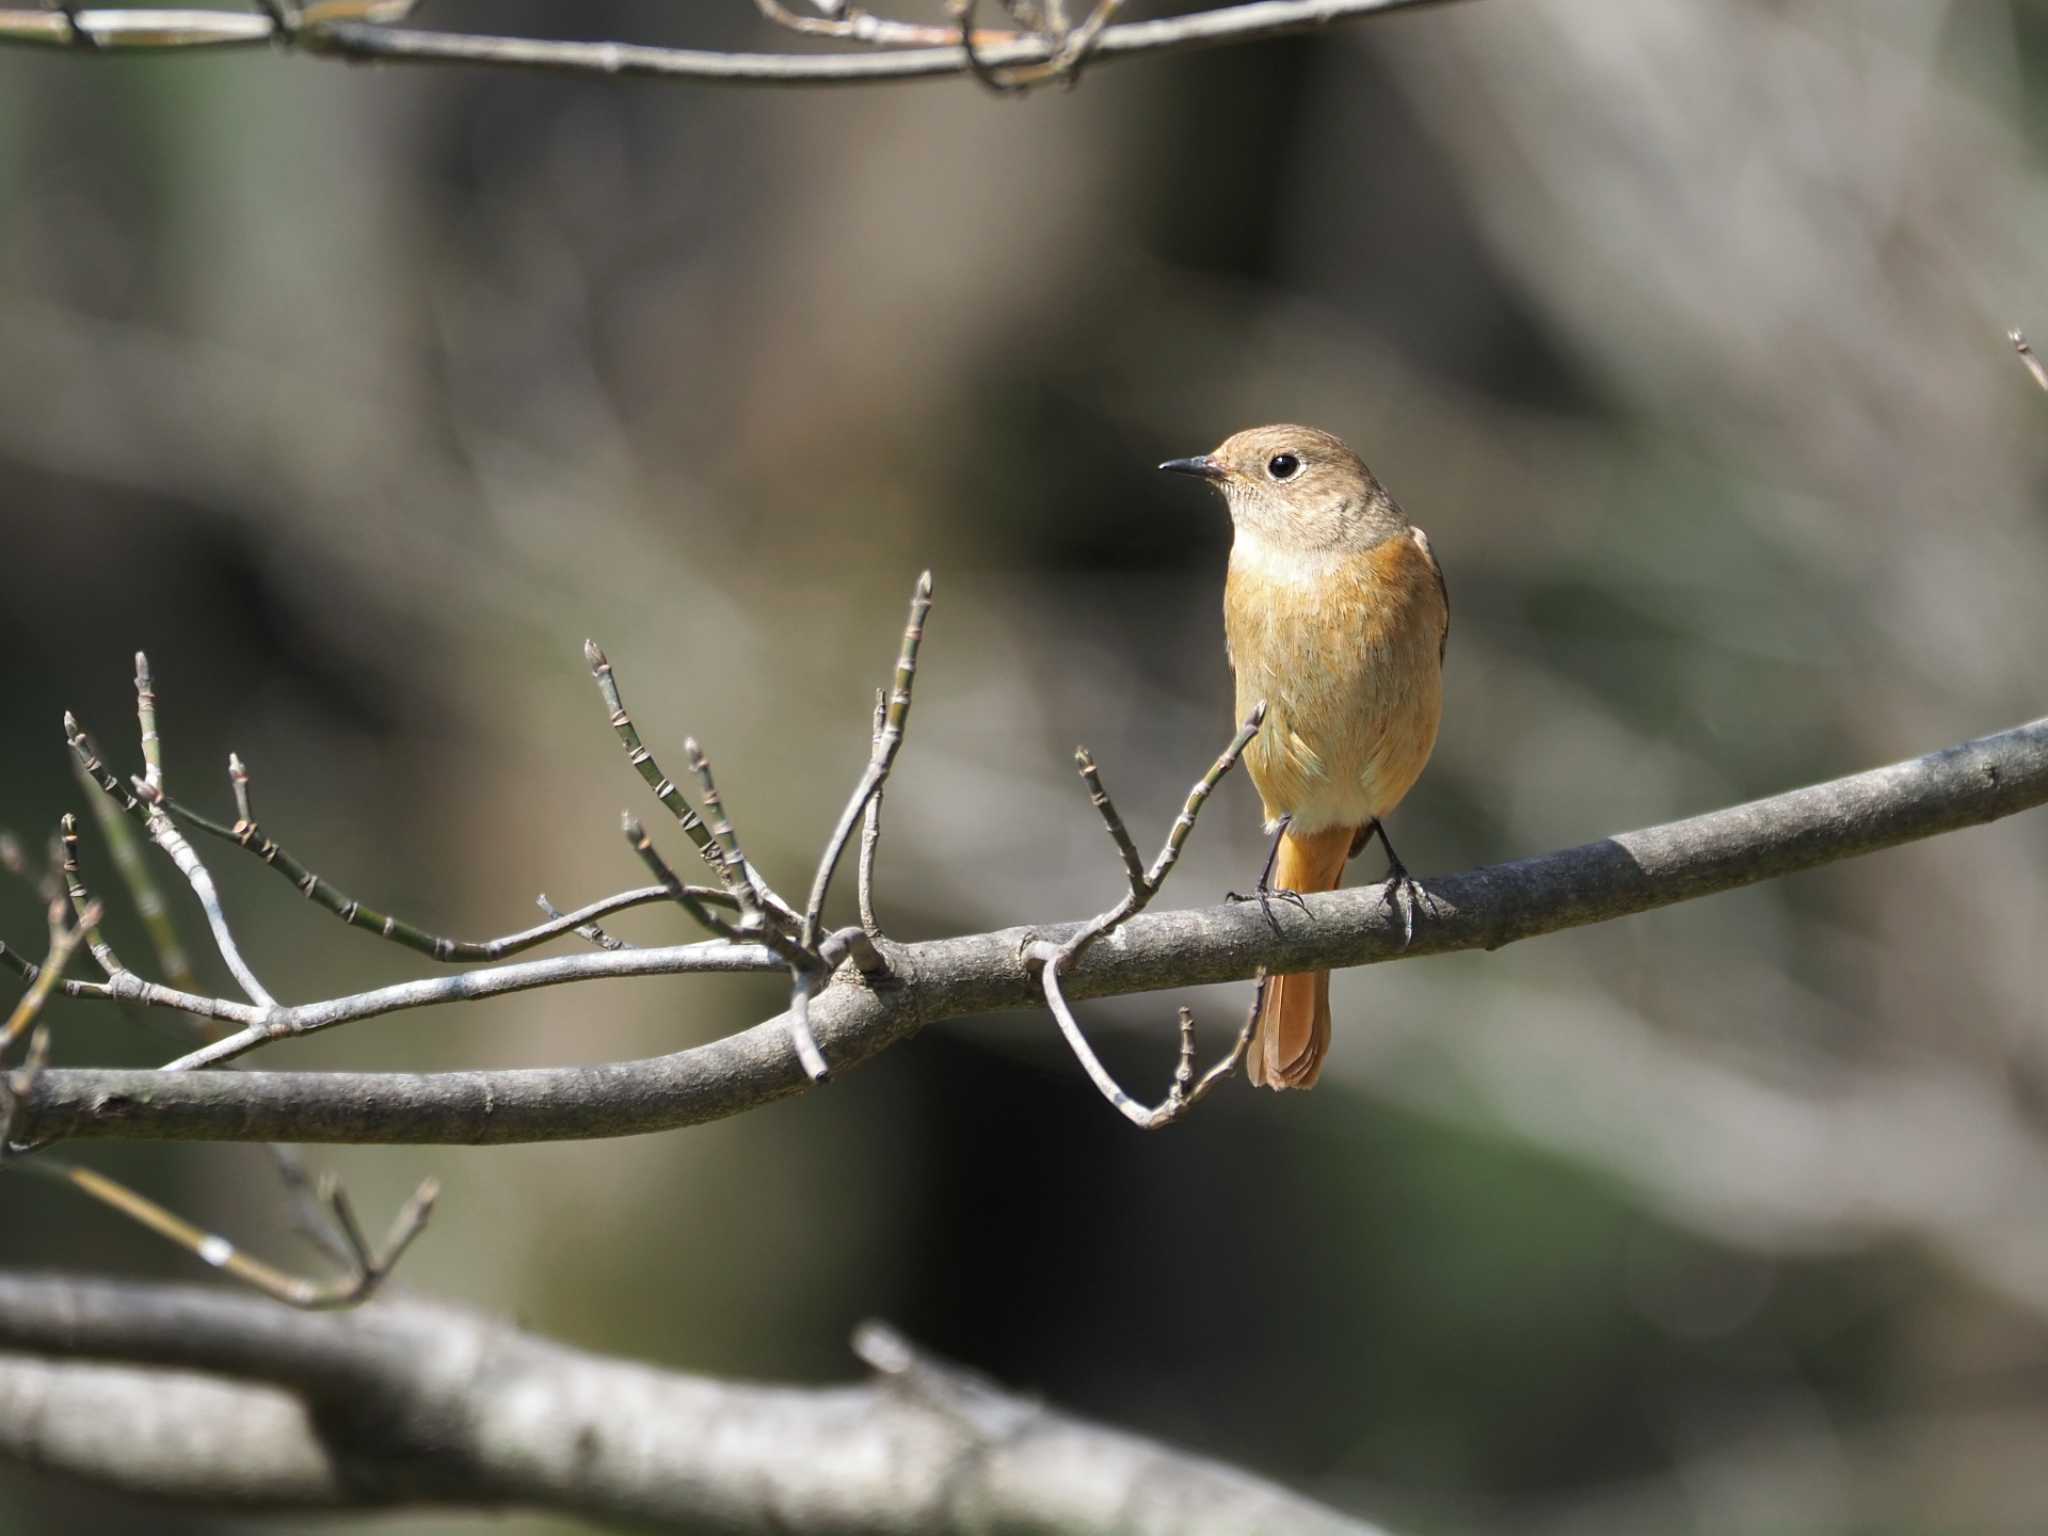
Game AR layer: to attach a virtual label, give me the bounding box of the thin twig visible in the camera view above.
[582,653,801,927]
[587,640,732,884]
[170,752,706,959]
[536,892,635,951]
[2013,329,2048,394]
[0,898,95,1059]
[57,815,124,980]
[803,572,933,948]
[684,737,758,920]
[1075,747,1147,895]
[622,816,750,944]
[155,933,785,1072]
[13,1156,436,1309]
[0,828,60,906]
[132,651,163,796]
[784,972,831,1083]
[857,690,888,937]
[70,746,191,987]
[266,1142,359,1270]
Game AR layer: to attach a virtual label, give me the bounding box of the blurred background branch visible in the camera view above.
[0,1273,1388,1533]
[0,0,1461,88]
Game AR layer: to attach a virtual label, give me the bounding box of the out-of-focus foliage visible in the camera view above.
[2,2,2046,1531]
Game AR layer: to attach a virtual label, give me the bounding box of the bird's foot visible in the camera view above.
[1375,852,1437,949]
[1226,884,1311,928]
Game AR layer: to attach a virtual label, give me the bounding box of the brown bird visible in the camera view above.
[1160,425,1447,1090]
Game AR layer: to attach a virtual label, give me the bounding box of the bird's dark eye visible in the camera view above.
[1267,453,1301,481]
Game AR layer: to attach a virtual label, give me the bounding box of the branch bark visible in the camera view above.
[0,1273,1385,1533]
[14,715,2046,1146]
[0,1,1461,87]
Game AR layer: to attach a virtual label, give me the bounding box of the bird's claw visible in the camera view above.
[1227,885,1310,928]
[1376,856,1436,950]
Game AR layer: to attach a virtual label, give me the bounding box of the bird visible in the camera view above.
[1159,425,1447,1090]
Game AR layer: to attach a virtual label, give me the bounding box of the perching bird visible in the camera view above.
[1160,425,1447,1090]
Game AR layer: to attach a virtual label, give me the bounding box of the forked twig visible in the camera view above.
[586,640,800,927]
[804,572,932,947]
[1023,705,1267,1127]
[66,653,276,1010]
[1036,967,1269,1129]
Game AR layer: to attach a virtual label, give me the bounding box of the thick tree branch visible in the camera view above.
[0,1273,1385,1533]
[13,715,2045,1146]
[0,1,1461,88]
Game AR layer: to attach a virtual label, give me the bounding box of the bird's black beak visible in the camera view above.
[1157,455,1226,482]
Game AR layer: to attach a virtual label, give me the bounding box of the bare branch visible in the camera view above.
[0,1274,1387,1533]
[0,1,1463,90]
[16,712,2043,1146]
[143,933,785,1074]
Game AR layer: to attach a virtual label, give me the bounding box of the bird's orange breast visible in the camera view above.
[1224,527,1446,834]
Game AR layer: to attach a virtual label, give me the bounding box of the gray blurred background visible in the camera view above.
[2,1,2046,1531]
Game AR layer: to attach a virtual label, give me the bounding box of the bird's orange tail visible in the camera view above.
[1248,823,1357,1091]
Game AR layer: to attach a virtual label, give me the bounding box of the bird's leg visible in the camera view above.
[1361,817,1436,947]
[1227,815,1310,922]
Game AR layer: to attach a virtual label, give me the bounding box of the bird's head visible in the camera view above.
[1159,423,1404,551]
